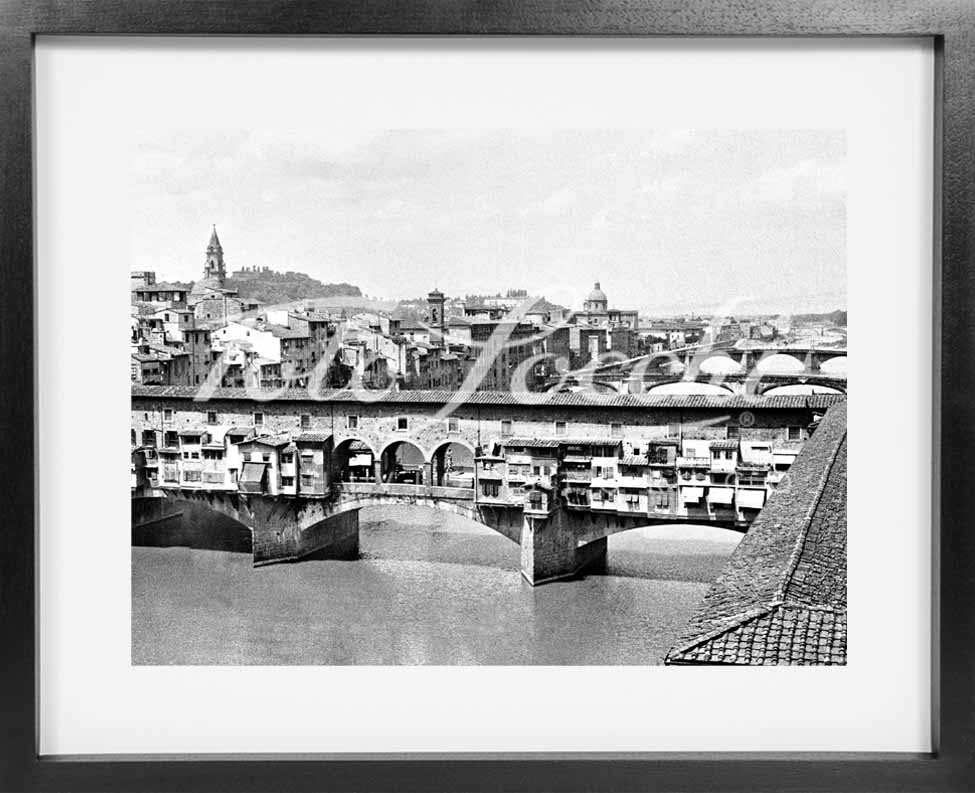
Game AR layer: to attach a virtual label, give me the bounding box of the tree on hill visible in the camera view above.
[221,269,362,304]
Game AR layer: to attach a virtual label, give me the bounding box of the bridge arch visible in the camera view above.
[754,353,805,374]
[759,383,846,396]
[132,494,254,553]
[820,356,847,375]
[333,437,378,482]
[545,380,621,395]
[379,438,429,484]
[644,380,736,396]
[697,354,743,375]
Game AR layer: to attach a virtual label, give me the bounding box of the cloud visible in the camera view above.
[748,158,846,204]
[520,187,577,217]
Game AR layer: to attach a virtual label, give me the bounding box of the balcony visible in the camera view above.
[564,497,591,510]
[677,456,711,468]
[710,459,737,474]
[617,499,646,514]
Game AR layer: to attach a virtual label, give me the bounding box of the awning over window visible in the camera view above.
[348,453,373,468]
[681,487,704,503]
[737,488,766,509]
[708,487,735,505]
[773,453,797,467]
[240,462,267,483]
[239,463,267,494]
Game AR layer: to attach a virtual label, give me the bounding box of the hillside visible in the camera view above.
[223,269,362,305]
[792,309,847,326]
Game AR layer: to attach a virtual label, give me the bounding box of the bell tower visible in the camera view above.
[203,225,226,288]
[427,287,446,344]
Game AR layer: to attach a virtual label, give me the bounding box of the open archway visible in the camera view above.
[380,439,427,484]
[333,437,377,483]
[430,440,476,488]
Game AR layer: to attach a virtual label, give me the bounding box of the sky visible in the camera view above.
[131,129,846,316]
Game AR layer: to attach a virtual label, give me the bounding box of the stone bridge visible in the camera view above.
[131,385,841,585]
[677,344,847,374]
[135,481,742,586]
[556,344,847,395]
[549,371,847,396]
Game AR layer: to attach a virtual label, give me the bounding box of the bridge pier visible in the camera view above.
[148,490,360,567]
[252,508,359,567]
[519,509,608,586]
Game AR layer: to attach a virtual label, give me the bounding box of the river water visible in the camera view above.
[132,506,740,665]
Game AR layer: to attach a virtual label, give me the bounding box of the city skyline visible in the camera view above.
[132,129,846,315]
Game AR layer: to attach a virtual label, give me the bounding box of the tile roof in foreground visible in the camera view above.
[131,384,845,412]
[665,401,847,666]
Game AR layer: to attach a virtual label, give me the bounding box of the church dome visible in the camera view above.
[586,281,608,305]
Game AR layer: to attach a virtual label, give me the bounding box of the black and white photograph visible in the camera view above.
[129,128,848,666]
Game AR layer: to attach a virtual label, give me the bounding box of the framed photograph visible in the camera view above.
[2,1,972,791]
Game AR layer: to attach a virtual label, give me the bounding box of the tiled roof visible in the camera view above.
[243,434,292,448]
[506,437,622,449]
[665,402,847,666]
[504,438,560,449]
[709,439,740,450]
[262,324,309,339]
[292,311,332,323]
[297,431,332,443]
[131,384,844,412]
[620,455,650,466]
[133,282,187,292]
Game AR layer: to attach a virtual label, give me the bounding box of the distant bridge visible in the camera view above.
[550,344,848,395]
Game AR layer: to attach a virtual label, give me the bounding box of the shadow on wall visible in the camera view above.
[132,498,252,554]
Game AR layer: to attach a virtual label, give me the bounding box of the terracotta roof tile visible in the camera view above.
[132,384,844,412]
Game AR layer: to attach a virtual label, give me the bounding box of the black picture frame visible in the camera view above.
[2,1,972,791]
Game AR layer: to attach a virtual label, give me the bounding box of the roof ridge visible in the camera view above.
[778,602,846,614]
[774,427,847,604]
[665,603,781,660]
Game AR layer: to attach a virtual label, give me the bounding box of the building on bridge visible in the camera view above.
[131,386,844,587]
[133,385,839,529]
